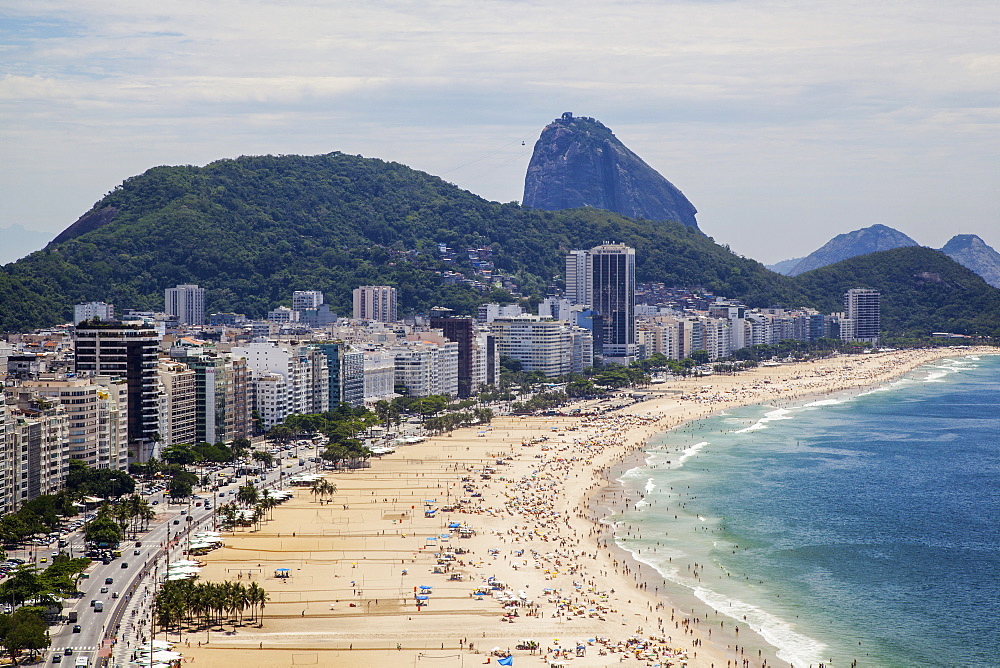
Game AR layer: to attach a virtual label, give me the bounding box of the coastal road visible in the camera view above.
[42,453,316,666]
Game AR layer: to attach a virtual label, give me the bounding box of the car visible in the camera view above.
[72,625,81,633]
[185,516,193,522]
[52,653,62,663]
[151,501,158,505]
[172,519,180,525]
[40,557,47,563]
[51,551,58,557]
[105,577,113,584]
[121,562,129,569]
[64,648,73,655]
[102,558,111,565]
[100,586,108,594]
[111,591,119,599]
[133,549,141,556]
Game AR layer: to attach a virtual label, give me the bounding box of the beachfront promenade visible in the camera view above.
[173,347,991,668]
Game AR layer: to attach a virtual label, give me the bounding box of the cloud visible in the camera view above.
[1,0,997,262]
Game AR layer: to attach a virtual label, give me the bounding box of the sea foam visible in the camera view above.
[735,407,792,433]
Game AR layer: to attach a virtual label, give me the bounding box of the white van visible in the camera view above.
[74,657,89,668]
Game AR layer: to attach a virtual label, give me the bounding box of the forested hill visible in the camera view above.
[1,152,998,336]
[0,153,796,330]
[794,246,1000,337]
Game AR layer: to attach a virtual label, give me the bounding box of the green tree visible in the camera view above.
[231,438,252,459]
[83,516,122,548]
[168,478,193,499]
[236,485,259,508]
[0,606,50,665]
[251,451,275,469]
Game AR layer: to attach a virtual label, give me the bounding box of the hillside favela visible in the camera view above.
[2,5,999,668]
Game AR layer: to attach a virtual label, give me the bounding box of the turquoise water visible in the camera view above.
[612,353,1000,667]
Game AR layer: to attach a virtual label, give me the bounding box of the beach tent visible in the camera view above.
[275,568,291,578]
[415,595,429,600]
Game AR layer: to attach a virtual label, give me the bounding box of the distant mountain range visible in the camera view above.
[765,257,805,276]
[768,225,1000,289]
[523,112,699,229]
[777,225,919,276]
[0,134,997,336]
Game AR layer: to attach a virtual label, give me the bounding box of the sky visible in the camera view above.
[2,0,998,265]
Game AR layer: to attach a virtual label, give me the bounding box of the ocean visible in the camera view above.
[611,353,1000,667]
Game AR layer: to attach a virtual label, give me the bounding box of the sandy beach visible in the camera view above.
[168,346,993,668]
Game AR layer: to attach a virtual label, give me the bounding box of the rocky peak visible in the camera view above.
[788,224,918,276]
[940,234,1000,288]
[522,113,699,229]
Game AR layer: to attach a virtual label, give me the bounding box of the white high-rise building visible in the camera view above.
[353,286,398,323]
[23,376,128,471]
[362,350,396,404]
[74,301,114,325]
[158,359,197,448]
[292,291,324,312]
[565,250,589,305]
[390,341,459,398]
[490,316,593,377]
[230,342,329,429]
[164,284,205,325]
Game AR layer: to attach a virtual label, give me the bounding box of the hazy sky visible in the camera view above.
[2,0,998,264]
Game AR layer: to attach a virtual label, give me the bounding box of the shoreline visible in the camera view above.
[173,345,995,668]
[589,346,998,668]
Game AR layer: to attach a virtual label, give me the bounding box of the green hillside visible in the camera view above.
[794,246,1000,337]
[1,153,795,330]
[1,152,997,337]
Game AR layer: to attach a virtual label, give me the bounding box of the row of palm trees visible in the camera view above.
[216,486,283,531]
[154,579,268,634]
[107,494,156,538]
[309,479,337,504]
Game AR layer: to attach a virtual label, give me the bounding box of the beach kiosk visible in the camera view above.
[274,568,291,579]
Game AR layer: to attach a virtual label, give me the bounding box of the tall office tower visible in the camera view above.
[164,284,205,325]
[565,250,589,305]
[74,301,115,325]
[74,321,160,463]
[353,286,398,323]
[292,290,324,312]
[843,288,880,344]
[587,243,637,363]
[430,308,476,398]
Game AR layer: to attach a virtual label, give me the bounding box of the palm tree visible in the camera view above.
[319,480,337,504]
[236,484,259,508]
[249,582,269,627]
